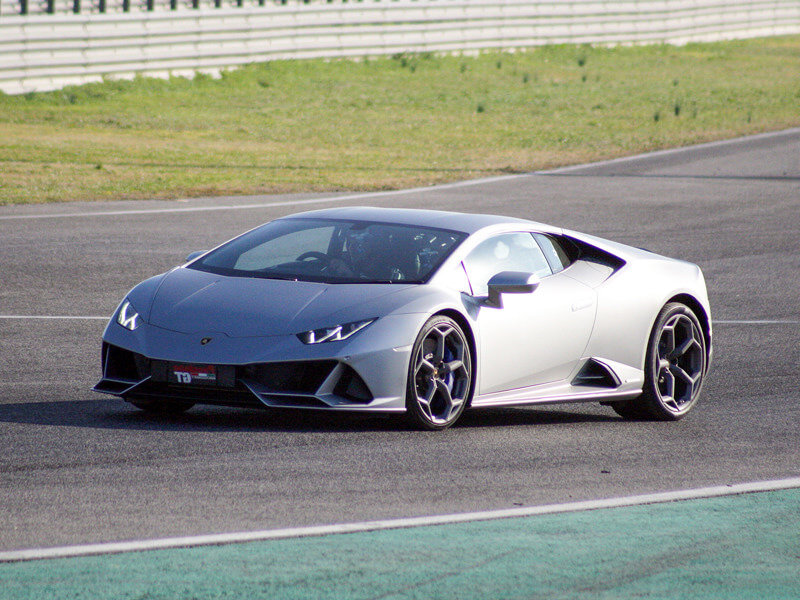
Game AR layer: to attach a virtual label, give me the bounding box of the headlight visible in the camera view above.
[297,319,375,344]
[116,299,141,331]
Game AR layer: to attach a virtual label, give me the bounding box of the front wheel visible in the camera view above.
[406,316,472,430]
[612,302,707,420]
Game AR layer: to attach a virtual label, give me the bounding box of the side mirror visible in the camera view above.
[184,251,205,263]
[486,271,539,308]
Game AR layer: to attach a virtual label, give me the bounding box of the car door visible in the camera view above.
[463,232,597,395]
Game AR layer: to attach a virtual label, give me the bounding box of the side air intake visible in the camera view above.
[572,359,621,389]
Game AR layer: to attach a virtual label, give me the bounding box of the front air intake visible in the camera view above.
[333,365,374,403]
[103,343,150,381]
[239,360,337,394]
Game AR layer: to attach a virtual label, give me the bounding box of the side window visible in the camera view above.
[534,233,572,274]
[463,233,552,296]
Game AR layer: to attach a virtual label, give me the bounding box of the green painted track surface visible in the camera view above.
[1,488,798,599]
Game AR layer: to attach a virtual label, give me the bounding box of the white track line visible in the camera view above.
[1,476,799,563]
[539,127,800,174]
[2,127,797,221]
[715,320,800,325]
[2,317,796,325]
[0,315,108,320]
[0,174,529,221]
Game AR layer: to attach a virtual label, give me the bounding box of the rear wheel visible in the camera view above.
[611,302,707,420]
[128,399,195,415]
[406,316,472,431]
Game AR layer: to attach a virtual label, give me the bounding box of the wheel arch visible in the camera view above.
[666,293,712,368]
[432,308,478,406]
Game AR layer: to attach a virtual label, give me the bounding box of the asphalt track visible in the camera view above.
[1,128,799,557]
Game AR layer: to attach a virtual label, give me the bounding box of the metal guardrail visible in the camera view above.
[1,0,320,17]
[2,0,799,94]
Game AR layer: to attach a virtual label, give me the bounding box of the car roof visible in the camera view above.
[281,206,548,235]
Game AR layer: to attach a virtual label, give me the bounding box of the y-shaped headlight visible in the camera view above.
[297,319,375,344]
[116,299,141,331]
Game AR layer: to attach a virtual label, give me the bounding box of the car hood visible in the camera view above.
[146,267,413,337]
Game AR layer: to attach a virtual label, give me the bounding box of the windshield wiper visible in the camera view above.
[258,272,299,281]
[355,279,421,285]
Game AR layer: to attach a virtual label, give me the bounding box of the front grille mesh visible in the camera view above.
[240,360,337,394]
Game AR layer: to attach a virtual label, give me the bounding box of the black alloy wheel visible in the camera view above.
[406,315,472,430]
[612,302,707,420]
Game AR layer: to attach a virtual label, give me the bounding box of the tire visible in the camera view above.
[405,315,472,430]
[611,302,707,421]
[128,399,195,415]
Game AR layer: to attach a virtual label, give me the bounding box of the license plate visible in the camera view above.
[171,364,217,385]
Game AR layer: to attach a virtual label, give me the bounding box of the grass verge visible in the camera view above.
[1,36,799,205]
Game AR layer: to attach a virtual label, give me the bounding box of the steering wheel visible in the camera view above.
[296,251,332,265]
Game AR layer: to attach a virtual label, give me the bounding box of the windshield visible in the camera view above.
[189,218,467,284]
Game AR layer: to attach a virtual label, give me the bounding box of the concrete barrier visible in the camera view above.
[2,0,799,94]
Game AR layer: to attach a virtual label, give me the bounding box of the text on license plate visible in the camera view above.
[172,364,217,385]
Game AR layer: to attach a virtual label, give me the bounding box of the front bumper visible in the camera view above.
[93,314,424,413]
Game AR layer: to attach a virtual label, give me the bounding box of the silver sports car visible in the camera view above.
[94,207,712,430]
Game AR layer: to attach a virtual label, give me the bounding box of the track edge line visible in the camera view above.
[2,476,799,563]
